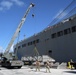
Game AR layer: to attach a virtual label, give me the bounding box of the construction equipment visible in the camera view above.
[0,3,35,69]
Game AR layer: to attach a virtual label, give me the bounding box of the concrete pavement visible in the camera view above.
[0,66,76,75]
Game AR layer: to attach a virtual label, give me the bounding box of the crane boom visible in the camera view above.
[4,3,34,58]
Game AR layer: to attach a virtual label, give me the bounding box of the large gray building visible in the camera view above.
[14,14,76,62]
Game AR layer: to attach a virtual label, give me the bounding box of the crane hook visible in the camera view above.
[32,14,34,18]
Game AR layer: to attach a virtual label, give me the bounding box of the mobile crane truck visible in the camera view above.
[0,3,35,69]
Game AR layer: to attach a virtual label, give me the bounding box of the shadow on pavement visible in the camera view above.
[64,71,76,74]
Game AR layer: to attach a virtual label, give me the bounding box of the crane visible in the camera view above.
[4,3,34,58]
[1,3,35,68]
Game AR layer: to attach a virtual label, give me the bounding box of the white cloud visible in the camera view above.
[11,0,24,6]
[0,0,24,11]
[0,1,13,10]
[0,46,4,53]
[50,10,68,25]
[53,10,67,19]
[0,44,14,53]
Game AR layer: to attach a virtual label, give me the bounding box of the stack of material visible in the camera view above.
[42,55,55,62]
[57,62,67,69]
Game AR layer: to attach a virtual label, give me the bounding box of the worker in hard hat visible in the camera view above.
[36,60,40,71]
[45,60,51,73]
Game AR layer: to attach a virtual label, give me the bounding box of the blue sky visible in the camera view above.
[0,0,74,52]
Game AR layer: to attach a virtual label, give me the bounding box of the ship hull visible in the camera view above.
[14,14,76,62]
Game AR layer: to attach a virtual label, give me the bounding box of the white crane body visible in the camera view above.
[1,3,34,68]
[4,3,34,57]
